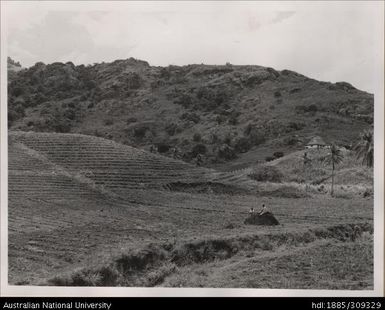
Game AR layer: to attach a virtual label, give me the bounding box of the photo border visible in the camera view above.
[1,0,383,297]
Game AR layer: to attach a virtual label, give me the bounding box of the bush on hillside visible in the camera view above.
[181,112,200,124]
[244,124,266,146]
[228,115,238,125]
[174,94,194,108]
[289,88,301,94]
[165,123,178,136]
[156,143,171,153]
[126,72,143,89]
[283,136,300,146]
[196,87,230,111]
[104,118,114,126]
[248,166,283,183]
[273,151,284,159]
[295,104,318,115]
[233,137,251,153]
[126,117,137,124]
[257,185,308,198]
[287,122,305,131]
[215,114,227,124]
[217,144,236,160]
[131,124,151,139]
[274,90,282,98]
[191,144,207,157]
[193,133,202,142]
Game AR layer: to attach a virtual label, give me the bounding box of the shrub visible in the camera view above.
[157,143,171,153]
[104,118,113,126]
[223,135,232,145]
[174,94,193,108]
[295,104,318,114]
[289,88,301,94]
[287,122,305,131]
[244,125,266,146]
[234,137,251,153]
[274,90,282,98]
[165,123,178,136]
[283,136,300,146]
[217,144,236,160]
[191,144,207,157]
[196,87,229,111]
[228,114,238,125]
[250,132,266,145]
[363,188,373,198]
[126,117,137,124]
[54,119,72,133]
[64,108,76,121]
[193,133,202,142]
[249,166,283,182]
[181,112,200,124]
[258,186,309,199]
[215,115,227,124]
[273,151,284,159]
[126,72,143,89]
[132,124,150,138]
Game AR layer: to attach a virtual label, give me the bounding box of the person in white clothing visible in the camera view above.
[259,204,268,215]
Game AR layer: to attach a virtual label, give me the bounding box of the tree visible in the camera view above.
[354,129,373,167]
[324,144,344,196]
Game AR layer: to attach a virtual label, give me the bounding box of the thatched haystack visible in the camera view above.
[244,212,280,226]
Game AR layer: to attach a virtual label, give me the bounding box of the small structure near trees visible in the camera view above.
[305,136,329,149]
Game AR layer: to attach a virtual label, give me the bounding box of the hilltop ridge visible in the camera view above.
[8,57,373,169]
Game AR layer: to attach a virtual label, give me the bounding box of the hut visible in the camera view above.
[305,136,329,149]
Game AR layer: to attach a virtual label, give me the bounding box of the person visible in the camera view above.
[172,147,179,159]
[259,204,268,216]
[303,152,311,166]
[196,154,203,166]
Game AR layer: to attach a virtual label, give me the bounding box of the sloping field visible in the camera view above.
[8,131,373,287]
[9,131,214,190]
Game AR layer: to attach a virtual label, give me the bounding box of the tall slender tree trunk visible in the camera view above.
[331,162,335,196]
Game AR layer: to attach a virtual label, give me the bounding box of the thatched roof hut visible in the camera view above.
[306,136,328,148]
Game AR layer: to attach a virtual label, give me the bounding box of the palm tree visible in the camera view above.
[324,144,344,196]
[354,129,374,167]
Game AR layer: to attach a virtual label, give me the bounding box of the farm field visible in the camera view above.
[8,131,373,287]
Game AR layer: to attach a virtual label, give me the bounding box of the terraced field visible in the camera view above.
[8,131,373,287]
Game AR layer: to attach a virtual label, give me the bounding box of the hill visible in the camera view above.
[8,58,373,170]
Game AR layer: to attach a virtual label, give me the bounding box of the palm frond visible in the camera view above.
[354,129,373,167]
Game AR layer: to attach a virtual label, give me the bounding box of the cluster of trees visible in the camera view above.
[305,129,373,196]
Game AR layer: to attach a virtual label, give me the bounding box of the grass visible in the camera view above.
[162,238,373,289]
[45,223,373,287]
[8,131,374,288]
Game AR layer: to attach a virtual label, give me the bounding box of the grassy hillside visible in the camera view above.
[8,131,373,286]
[260,147,372,186]
[8,58,373,169]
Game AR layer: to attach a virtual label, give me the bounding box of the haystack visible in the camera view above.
[244,212,280,226]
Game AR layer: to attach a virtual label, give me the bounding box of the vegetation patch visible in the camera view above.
[46,222,373,287]
[165,181,250,195]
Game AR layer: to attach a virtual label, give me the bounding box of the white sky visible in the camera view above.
[2,1,384,93]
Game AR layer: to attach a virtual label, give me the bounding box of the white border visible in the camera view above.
[0,1,383,297]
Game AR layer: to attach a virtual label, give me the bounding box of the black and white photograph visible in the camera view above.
[0,1,384,297]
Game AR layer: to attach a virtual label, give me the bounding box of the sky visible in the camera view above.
[2,1,384,93]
